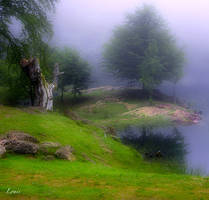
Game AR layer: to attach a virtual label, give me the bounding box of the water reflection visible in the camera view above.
[120,126,187,162]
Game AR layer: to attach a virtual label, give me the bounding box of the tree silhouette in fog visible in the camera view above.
[104,5,184,94]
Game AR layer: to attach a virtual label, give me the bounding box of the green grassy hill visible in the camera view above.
[0,104,208,200]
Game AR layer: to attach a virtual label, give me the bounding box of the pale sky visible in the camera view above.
[52,0,209,47]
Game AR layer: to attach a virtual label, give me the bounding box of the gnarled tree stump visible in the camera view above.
[20,58,63,111]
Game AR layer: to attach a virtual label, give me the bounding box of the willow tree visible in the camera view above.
[0,0,57,59]
[0,0,59,109]
[104,5,184,95]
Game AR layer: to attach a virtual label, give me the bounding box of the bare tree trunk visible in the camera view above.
[20,58,63,111]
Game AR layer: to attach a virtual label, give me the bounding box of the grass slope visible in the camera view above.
[0,105,208,199]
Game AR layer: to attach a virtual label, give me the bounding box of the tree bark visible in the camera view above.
[20,58,63,111]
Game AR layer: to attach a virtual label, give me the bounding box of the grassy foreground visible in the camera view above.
[0,105,209,200]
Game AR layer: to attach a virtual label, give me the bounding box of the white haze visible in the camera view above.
[52,0,209,87]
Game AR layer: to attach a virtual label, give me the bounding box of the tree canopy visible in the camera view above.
[0,0,57,63]
[50,47,91,98]
[104,5,184,91]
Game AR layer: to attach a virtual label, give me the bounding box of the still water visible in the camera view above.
[119,124,209,175]
[119,82,209,175]
[179,123,209,175]
[167,82,209,175]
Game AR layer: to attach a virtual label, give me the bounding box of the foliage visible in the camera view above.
[0,60,31,104]
[0,45,56,105]
[50,47,91,98]
[104,5,184,92]
[0,0,58,104]
[0,0,57,62]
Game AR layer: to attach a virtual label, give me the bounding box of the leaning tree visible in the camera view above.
[104,5,184,94]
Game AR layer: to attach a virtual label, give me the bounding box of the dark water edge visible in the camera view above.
[118,124,209,176]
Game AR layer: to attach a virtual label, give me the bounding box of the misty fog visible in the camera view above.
[52,0,209,91]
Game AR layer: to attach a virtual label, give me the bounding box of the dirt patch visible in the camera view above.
[84,86,122,93]
[125,106,169,117]
[123,103,201,125]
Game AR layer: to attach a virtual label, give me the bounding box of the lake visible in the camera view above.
[119,80,209,176]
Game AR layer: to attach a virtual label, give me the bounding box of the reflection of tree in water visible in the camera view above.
[120,126,187,161]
